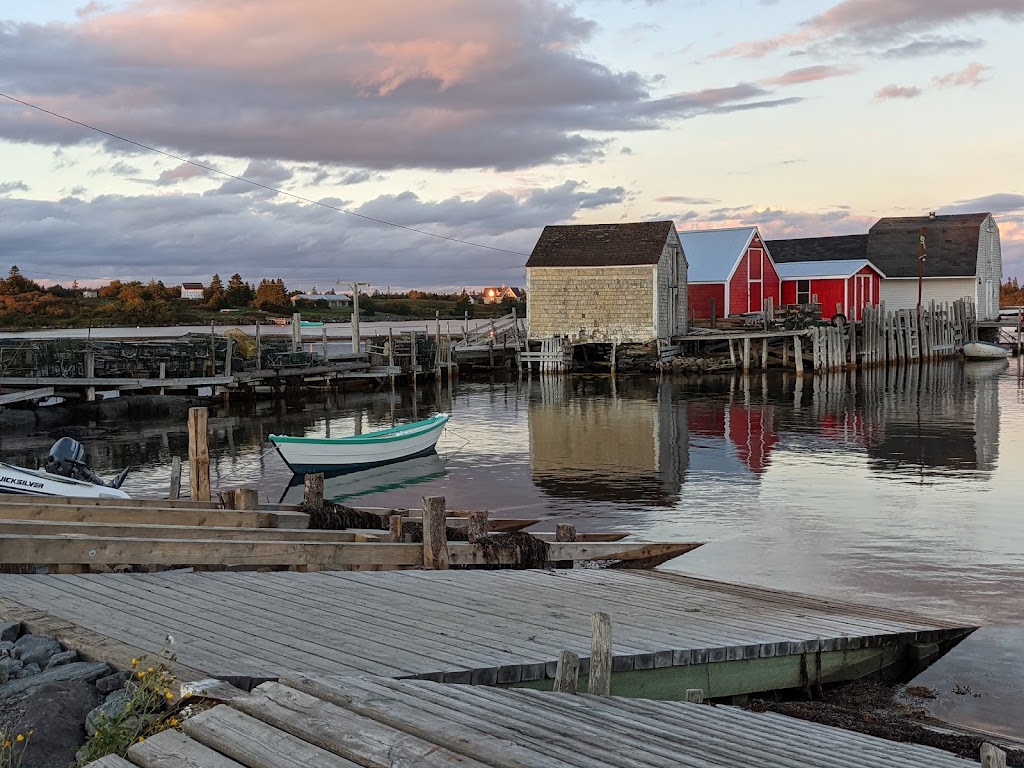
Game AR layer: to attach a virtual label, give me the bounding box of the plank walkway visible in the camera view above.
[93,675,981,768]
[0,569,975,688]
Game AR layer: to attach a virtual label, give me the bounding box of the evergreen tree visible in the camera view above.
[254,278,290,312]
[204,274,226,309]
[225,273,255,307]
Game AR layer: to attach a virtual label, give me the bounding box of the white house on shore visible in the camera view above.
[180,282,205,300]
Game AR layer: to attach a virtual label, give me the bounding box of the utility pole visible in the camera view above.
[340,281,370,355]
[917,226,926,313]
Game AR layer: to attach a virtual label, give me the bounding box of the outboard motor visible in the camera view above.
[45,437,128,488]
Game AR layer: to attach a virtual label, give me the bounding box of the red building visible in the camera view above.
[679,227,781,320]
[776,259,884,322]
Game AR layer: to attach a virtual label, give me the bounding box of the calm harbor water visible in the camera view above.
[1,360,1022,736]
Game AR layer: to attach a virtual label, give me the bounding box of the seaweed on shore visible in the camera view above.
[304,502,393,531]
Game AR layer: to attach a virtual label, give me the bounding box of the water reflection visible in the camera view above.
[278,454,447,506]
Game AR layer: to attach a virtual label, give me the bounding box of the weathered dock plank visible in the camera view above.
[0,570,976,691]
[0,500,308,528]
[129,729,247,768]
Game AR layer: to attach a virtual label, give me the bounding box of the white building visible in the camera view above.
[180,282,205,300]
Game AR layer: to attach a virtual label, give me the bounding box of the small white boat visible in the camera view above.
[961,340,1010,360]
[0,463,130,499]
[270,413,450,473]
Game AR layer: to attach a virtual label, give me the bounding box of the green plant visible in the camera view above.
[1,727,32,768]
[75,637,181,766]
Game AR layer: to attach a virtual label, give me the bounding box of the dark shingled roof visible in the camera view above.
[526,221,675,268]
[766,234,869,265]
[867,213,991,278]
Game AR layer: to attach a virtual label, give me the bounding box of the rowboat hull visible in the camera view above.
[961,341,1009,360]
[0,462,131,499]
[270,413,450,473]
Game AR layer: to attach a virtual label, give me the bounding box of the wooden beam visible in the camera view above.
[0,502,308,529]
[0,387,53,406]
[0,520,353,542]
[169,456,182,501]
[421,496,450,570]
[589,611,612,696]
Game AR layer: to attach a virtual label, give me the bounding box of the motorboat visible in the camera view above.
[960,340,1010,360]
[269,413,450,473]
[0,437,130,498]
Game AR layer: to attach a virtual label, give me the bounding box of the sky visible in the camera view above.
[0,0,1022,292]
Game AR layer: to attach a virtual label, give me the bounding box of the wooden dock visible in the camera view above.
[0,569,976,694]
[87,675,983,768]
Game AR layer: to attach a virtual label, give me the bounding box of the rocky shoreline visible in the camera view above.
[0,622,132,768]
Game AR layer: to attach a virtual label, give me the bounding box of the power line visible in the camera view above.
[0,92,530,258]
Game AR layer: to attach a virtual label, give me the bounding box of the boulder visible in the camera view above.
[95,670,131,695]
[14,636,62,668]
[0,641,14,658]
[0,658,23,676]
[0,661,110,699]
[2,681,103,768]
[86,689,131,736]
[0,622,20,643]
[13,663,40,678]
[45,650,78,669]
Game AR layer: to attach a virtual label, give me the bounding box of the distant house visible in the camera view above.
[81,289,98,299]
[767,213,1003,321]
[679,226,780,320]
[525,221,687,342]
[776,259,884,322]
[290,293,351,308]
[481,285,523,304]
[180,282,205,300]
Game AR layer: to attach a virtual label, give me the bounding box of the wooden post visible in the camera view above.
[742,337,751,375]
[158,362,167,396]
[728,338,736,368]
[980,743,1007,768]
[782,336,789,368]
[303,472,325,509]
[168,456,182,501]
[709,297,716,329]
[255,319,262,370]
[224,334,233,377]
[421,496,450,570]
[685,688,704,703]
[84,349,96,402]
[610,342,617,376]
[794,334,804,377]
[589,611,612,696]
[760,338,768,370]
[351,288,361,355]
[553,650,580,695]
[848,320,857,367]
[388,514,403,543]
[1018,308,1022,357]
[467,509,488,543]
[488,336,495,369]
[555,523,577,569]
[234,488,259,510]
[322,326,329,363]
[187,407,211,502]
[291,313,301,353]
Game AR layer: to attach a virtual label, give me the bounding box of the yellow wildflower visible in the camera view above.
[137,736,145,743]
[137,671,146,678]
[16,734,24,743]
[165,692,174,700]
[132,658,139,666]
[3,740,11,748]
[147,667,154,673]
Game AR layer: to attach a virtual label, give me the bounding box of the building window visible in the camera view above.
[796,280,811,305]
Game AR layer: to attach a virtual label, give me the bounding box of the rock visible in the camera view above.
[0,666,6,685]
[45,650,78,669]
[95,670,131,694]
[14,636,62,668]
[0,408,35,429]
[13,663,40,678]
[2,680,103,768]
[86,689,131,736]
[0,641,14,658]
[0,658,23,676]
[0,661,110,699]
[0,621,20,643]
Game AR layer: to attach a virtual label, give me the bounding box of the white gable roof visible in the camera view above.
[776,259,885,280]
[678,227,759,283]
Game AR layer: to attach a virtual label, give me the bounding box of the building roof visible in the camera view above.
[766,234,870,265]
[181,282,204,290]
[776,259,885,280]
[867,212,991,278]
[525,221,675,268]
[678,226,758,282]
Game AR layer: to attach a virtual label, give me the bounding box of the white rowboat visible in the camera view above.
[269,413,450,473]
[961,341,1010,360]
[0,462,131,499]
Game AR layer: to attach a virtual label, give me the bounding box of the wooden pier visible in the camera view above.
[87,674,985,768]
[0,568,976,693]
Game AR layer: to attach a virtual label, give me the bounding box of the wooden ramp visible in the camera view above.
[0,569,976,691]
[92,675,981,768]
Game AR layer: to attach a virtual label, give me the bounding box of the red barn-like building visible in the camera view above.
[776,259,884,322]
[679,227,781,320]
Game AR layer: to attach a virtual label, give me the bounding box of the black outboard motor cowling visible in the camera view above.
[45,437,110,486]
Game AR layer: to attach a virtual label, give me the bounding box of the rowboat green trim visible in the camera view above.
[269,413,449,446]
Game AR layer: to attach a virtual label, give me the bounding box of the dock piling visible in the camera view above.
[422,496,450,570]
[187,407,211,502]
[303,473,325,509]
[553,650,580,695]
[589,611,612,696]
[168,456,182,501]
[981,742,1007,768]
[467,510,488,543]
[234,488,259,511]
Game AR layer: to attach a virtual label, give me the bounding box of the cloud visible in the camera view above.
[155,161,212,186]
[672,205,875,239]
[932,62,992,88]
[210,160,294,196]
[89,160,140,177]
[716,0,1024,58]
[881,36,985,58]
[655,195,718,205]
[874,84,922,100]
[0,0,804,172]
[0,180,29,194]
[0,180,626,290]
[759,65,857,87]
